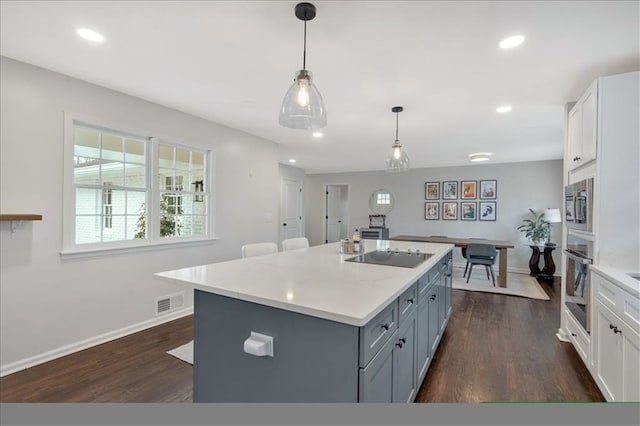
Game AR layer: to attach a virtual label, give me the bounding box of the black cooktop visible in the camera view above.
[344,249,434,268]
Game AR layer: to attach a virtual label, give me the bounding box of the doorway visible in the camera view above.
[325,184,349,244]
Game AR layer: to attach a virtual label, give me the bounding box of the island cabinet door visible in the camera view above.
[392,308,417,403]
[427,284,440,355]
[358,330,397,402]
[416,288,432,385]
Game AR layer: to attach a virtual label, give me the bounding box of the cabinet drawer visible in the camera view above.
[398,283,417,325]
[359,301,398,367]
[594,272,621,313]
[594,272,640,332]
[417,267,439,301]
[565,307,590,365]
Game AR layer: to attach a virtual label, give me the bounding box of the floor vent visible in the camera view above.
[156,292,184,315]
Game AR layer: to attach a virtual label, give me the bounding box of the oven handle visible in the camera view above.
[563,249,592,265]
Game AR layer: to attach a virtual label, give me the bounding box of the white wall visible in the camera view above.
[305,160,564,272]
[0,57,280,374]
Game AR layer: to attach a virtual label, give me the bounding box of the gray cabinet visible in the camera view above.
[358,329,396,402]
[393,308,417,402]
[416,286,431,384]
[359,309,417,403]
[427,284,440,355]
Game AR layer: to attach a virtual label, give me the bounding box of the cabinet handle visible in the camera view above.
[609,324,622,334]
[571,333,577,337]
[573,156,581,162]
[395,338,406,348]
[430,294,437,301]
[407,298,415,304]
[381,323,390,331]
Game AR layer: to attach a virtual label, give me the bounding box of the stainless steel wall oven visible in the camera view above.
[564,234,594,333]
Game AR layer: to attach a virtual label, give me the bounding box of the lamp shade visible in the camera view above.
[544,208,562,223]
[385,143,410,172]
[279,70,327,129]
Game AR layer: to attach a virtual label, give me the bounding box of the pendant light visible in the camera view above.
[385,106,410,172]
[279,2,327,130]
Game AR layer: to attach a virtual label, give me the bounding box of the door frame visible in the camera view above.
[324,183,350,244]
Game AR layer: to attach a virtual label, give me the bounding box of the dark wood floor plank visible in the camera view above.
[0,277,603,403]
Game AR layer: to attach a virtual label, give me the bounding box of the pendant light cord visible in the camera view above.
[302,20,307,70]
[395,111,399,142]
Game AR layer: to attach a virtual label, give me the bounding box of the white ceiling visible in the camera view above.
[1,1,638,173]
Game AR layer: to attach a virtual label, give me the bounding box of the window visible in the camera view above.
[65,118,212,253]
[377,193,391,205]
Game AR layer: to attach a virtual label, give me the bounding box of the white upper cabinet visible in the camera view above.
[567,80,598,171]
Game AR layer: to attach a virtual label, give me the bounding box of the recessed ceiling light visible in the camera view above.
[469,153,492,162]
[496,105,512,113]
[76,28,105,43]
[312,132,323,138]
[499,35,525,49]
[288,159,297,163]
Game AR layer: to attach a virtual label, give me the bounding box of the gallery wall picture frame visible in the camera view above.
[480,179,497,199]
[479,201,497,221]
[425,182,440,200]
[442,202,458,220]
[442,181,458,200]
[425,202,439,220]
[461,180,477,199]
[461,202,477,221]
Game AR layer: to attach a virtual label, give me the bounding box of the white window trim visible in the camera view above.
[62,112,216,259]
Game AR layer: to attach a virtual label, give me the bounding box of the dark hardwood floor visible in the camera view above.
[0,276,603,403]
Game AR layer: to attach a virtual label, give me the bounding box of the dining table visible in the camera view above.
[390,235,515,287]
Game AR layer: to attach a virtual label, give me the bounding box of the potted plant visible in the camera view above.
[517,209,550,275]
[517,208,550,246]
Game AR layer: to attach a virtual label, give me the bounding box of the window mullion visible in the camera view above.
[148,138,160,243]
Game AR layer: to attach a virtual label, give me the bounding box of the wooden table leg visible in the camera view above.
[498,247,508,287]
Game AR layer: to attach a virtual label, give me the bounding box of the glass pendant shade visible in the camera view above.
[385,106,410,172]
[279,70,327,129]
[386,142,410,172]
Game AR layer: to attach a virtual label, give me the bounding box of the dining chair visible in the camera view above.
[465,243,497,286]
[282,237,310,252]
[462,238,488,277]
[241,242,278,258]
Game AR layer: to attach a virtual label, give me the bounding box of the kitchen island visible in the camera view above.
[156,239,454,402]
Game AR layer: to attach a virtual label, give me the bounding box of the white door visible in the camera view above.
[325,185,349,243]
[281,178,302,242]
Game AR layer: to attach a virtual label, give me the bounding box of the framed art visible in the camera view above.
[480,179,497,199]
[442,181,458,199]
[461,180,477,199]
[425,182,440,200]
[479,201,496,221]
[424,202,439,220]
[442,202,458,220]
[369,214,386,228]
[461,202,477,221]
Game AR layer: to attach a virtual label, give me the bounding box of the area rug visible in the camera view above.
[452,266,550,300]
[167,340,193,365]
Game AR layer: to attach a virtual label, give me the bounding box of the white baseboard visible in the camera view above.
[556,327,571,342]
[0,307,193,378]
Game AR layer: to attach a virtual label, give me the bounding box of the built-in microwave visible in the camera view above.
[565,178,594,233]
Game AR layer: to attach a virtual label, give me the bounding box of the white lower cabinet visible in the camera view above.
[592,300,640,401]
[591,271,640,402]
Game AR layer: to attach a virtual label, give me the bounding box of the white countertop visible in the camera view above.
[155,240,454,326]
[591,265,640,299]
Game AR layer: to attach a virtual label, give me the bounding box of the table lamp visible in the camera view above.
[544,208,562,246]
